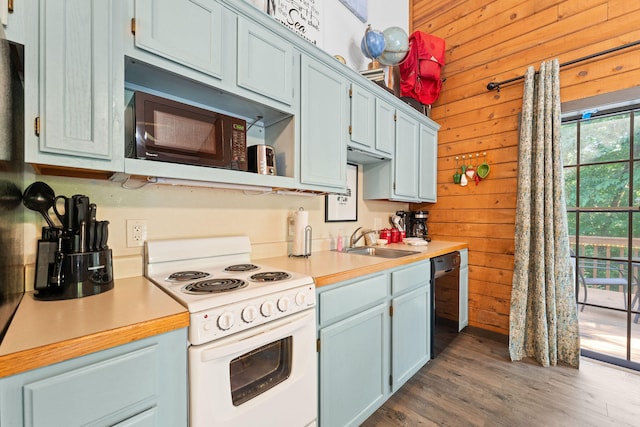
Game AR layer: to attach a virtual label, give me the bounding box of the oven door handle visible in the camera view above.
[199,310,314,362]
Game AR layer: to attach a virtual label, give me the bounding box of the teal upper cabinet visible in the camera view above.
[2,0,25,44]
[24,0,124,171]
[347,83,393,164]
[300,55,348,191]
[133,0,224,80]
[348,83,376,150]
[393,110,420,200]
[418,122,438,202]
[363,108,439,202]
[237,16,295,106]
[374,98,395,156]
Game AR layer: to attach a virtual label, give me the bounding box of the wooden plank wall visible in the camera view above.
[409,0,640,335]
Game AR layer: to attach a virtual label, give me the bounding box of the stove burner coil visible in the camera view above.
[250,271,291,282]
[167,271,210,281]
[224,264,259,272]
[182,278,247,294]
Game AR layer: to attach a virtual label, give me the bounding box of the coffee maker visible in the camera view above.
[24,182,114,301]
[406,210,430,241]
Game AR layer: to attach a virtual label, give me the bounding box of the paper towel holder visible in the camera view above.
[289,207,312,258]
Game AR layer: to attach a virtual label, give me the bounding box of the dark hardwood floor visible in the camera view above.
[361,329,640,426]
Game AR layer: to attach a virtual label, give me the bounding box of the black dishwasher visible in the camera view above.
[431,251,461,358]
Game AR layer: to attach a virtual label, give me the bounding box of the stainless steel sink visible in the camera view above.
[338,246,420,258]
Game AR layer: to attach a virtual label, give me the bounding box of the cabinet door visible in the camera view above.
[418,123,438,202]
[2,0,25,44]
[349,83,376,150]
[0,329,187,427]
[393,110,420,200]
[237,16,295,105]
[459,249,469,330]
[300,56,347,190]
[37,0,114,160]
[319,303,389,427]
[375,99,395,155]
[391,285,430,392]
[134,0,223,79]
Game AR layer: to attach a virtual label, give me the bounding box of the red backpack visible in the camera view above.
[398,31,446,105]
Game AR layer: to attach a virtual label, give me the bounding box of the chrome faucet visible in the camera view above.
[350,227,376,248]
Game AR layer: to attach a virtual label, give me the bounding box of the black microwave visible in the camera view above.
[128,91,248,171]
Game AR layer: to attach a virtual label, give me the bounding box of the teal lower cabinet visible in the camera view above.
[317,260,431,427]
[0,329,188,427]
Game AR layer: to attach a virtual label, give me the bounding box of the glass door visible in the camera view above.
[561,105,640,369]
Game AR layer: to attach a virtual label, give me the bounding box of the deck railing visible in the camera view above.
[570,236,640,292]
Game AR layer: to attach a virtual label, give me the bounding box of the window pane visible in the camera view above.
[580,114,630,164]
[579,163,630,208]
[561,122,577,166]
[578,212,628,255]
[564,166,577,207]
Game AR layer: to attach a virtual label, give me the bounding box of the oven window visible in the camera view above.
[229,336,292,406]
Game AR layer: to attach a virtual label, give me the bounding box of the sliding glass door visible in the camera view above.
[561,105,640,369]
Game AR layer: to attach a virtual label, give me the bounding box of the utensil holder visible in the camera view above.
[34,245,114,301]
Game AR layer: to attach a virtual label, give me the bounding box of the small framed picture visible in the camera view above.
[325,163,358,222]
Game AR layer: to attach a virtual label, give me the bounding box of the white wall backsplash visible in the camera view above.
[23,168,406,289]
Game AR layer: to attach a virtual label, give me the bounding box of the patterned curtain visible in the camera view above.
[508,59,580,368]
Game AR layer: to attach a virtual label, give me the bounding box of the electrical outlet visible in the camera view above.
[127,219,147,247]
[374,218,382,230]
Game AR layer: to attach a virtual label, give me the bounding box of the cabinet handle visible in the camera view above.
[316,338,321,352]
[8,0,13,13]
[34,117,40,136]
[130,18,136,35]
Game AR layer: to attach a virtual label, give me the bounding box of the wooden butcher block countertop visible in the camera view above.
[0,276,189,378]
[257,240,468,287]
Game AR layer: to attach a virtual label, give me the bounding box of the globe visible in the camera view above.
[378,26,409,66]
[360,26,385,59]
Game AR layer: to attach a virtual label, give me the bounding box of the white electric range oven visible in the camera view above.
[145,236,317,427]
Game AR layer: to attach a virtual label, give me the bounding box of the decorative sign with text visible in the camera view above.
[266,0,321,47]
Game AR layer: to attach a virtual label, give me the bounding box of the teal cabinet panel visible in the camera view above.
[349,83,376,149]
[393,110,420,200]
[300,55,348,191]
[318,303,389,427]
[0,329,187,427]
[2,0,26,44]
[391,261,430,295]
[27,0,124,171]
[459,249,469,330]
[23,346,157,427]
[375,98,395,155]
[133,0,224,79]
[237,16,296,106]
[318,273,388,325]
[391,285,430,392]
[419,123,438,202]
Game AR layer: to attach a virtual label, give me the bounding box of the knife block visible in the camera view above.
[34,243,114,301]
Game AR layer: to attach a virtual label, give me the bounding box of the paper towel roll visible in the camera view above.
[292,209,309,256]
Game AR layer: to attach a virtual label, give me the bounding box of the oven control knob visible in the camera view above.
[261,300,275,317]
[242,305,258,323]
[277,296,290,312]
[295,292,307,307]
[217,312,235,330]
